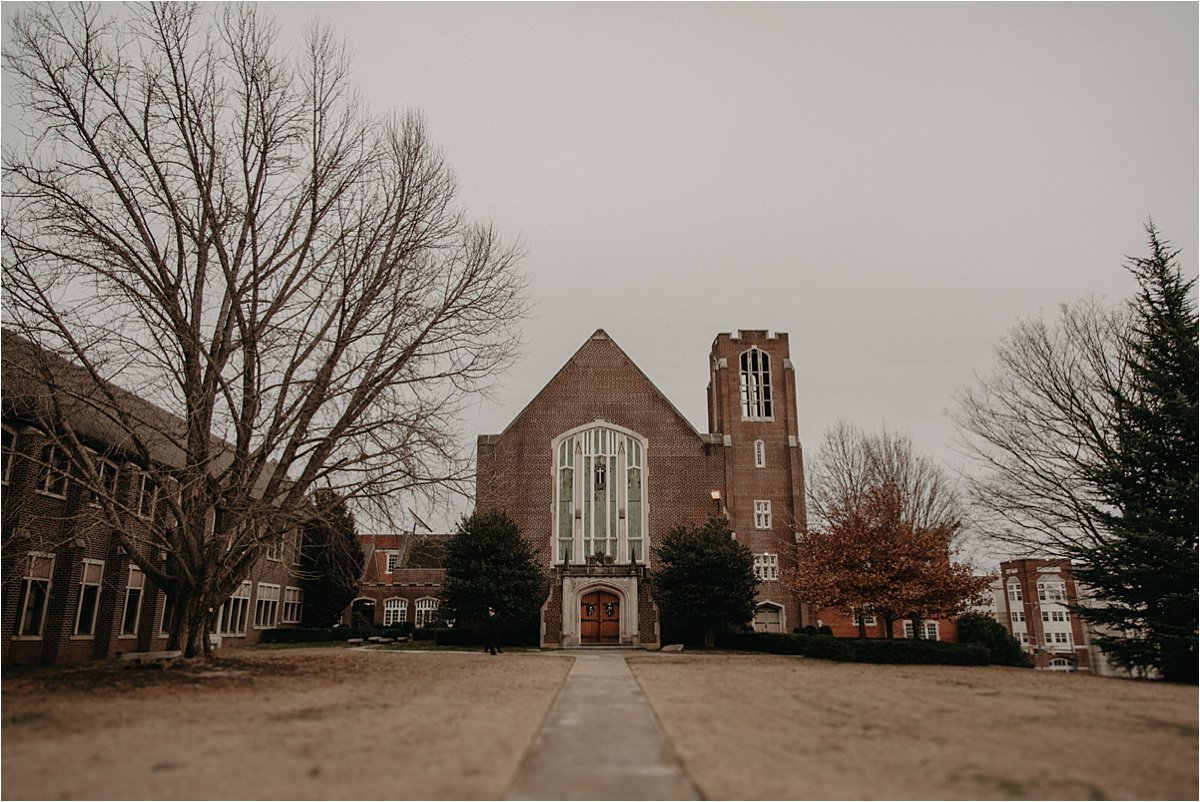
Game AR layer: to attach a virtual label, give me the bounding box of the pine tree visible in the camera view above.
[1077,224,1199,683]
[440,511,547,634]
[300,490,365,627]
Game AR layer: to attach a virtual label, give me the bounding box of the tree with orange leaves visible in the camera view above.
[788,425,991,638]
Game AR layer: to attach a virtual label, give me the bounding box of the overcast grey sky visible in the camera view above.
[6,3,1198,543]
[271,2,1200,534]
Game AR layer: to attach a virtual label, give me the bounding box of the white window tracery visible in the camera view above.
[554,424,647,565]
[739,348,772,418]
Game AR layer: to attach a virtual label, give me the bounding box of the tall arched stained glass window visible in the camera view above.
[626,438,643,561]
[553,424,647,565]
[557,438,574,561]
[739,348,772,418]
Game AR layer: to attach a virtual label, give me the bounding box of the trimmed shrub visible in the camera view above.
[260,627,375,644]
[434,619,540,648]
[715,631,989,666]
[956,612,1033,667]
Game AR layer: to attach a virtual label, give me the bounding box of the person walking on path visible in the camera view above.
[484,606,501,655]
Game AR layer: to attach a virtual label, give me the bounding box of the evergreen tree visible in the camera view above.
[955,612,1031,667]
[651,517,759,647]
[1077,224,1199,683]
[299,490,365,627]
[441,511,547,632]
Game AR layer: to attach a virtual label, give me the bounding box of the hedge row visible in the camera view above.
[260,622,415,644]
[260,627,374,644]
[714,631,990,666]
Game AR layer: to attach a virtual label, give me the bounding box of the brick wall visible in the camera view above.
[2,422,306,667]
[476,329,808,647]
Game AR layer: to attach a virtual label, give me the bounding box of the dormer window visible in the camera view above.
[739,348,772,418]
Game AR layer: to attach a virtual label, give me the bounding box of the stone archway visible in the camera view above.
[561,578,639,647]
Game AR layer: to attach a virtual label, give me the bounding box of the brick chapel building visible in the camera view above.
[475,329,810,649]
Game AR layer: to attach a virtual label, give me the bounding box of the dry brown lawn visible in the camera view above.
[1,646,572,800]
[628,653,1198,800]
[3,647,1197,801]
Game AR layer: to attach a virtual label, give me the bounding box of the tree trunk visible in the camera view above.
[704,626,716,648]
[884,616,895,639]
[857,618,867,639]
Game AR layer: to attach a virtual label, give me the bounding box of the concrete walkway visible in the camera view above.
[505,650,700,801]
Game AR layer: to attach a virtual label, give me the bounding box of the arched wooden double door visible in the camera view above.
[580,590,620,645]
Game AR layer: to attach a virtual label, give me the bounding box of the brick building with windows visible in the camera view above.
[475,329,810,649]
[992,558,1093,672]
[344,533,450,629]
[2,329,305,666]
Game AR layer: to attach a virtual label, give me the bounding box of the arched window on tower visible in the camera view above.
[739,348,772,418]
[754,439,766,468]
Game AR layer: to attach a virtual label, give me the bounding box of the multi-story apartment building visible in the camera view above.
[2,329,305,666]
[992,558,1092,672]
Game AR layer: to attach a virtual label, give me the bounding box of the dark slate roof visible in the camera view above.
[2,328,283,491]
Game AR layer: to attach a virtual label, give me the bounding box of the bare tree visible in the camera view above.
[807,422,962,534]
[2,3,527,657]
[953,298,1130,557]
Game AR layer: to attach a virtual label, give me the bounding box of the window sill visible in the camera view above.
[118,633,138,640]
[36,489,68,500]
[70,634,96,640]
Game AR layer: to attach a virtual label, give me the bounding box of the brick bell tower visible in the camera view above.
[707,330,809,631]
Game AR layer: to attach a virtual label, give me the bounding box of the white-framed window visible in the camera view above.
[851,608,877,627]
[903,620,939,641]
[753,439,766,468]
[37,444,70,498]
[281,587,303,624]
[1010,611,1025,623]
[16,552,55,638]
[74,560,105,637]
[291,531,303,566]
[136,472,157,518]
[88,455,119,506]
[161,592,175,637]
[254,583,280,629]
[265,536,282,562]
[414,597,439,628]
[215,581,251,636]
[1048,657,1073,671]
[121,565,146,637]
[553,424,647,564]
[2,425,17,484]
[386,552,399,573]
[1053,631,1072,646]
[1037,581,1065,602]
[1019,632,1029,644]
[384,597,408,626]
[1007,580,1022,603]
[739,348,773,418]
[753,552,778,581]
[753,500,771,529]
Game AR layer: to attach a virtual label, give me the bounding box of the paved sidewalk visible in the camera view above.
[505,651,700,801]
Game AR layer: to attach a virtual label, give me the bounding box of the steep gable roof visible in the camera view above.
[494,328,709,439]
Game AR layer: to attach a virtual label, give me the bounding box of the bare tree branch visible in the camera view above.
[2,2,528,656]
